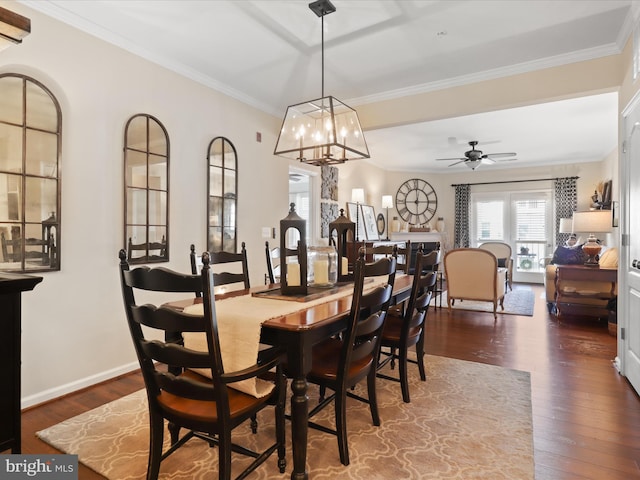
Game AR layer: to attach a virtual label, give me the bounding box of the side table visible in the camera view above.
[554,265,617,319]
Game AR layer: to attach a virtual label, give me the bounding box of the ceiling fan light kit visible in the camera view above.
[274,0,369,166]
[436,140,517,170]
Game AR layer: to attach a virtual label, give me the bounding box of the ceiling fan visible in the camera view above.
[436,140,517,170]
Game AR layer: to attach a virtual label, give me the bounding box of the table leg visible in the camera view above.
[290,375,309,480]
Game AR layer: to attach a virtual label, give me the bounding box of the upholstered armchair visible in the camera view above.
[478,241,513,290]
[444,248,507,320]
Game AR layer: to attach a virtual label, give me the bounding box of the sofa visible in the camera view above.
[544,245,618,314]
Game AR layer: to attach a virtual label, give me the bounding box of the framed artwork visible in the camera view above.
[346,202,367,242]
[361,204,380,241]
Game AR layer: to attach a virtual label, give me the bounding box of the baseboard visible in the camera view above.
[21,361,139,409]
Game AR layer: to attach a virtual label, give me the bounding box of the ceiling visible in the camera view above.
[21,0,632,172]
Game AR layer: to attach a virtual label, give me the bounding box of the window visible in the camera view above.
[124,114,169,264]
[474,198,505,243]
[207,137,237,252]
[0,74,61,272]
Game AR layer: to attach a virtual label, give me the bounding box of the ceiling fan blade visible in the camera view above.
[436,157,467,161]
[484,152,517,159]
[447,160,466,167]
[495,157,518,162]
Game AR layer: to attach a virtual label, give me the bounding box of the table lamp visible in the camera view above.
[351,188,365,241]
[572,210,612,266]
[558,217,576,246]
[381,195,393,240]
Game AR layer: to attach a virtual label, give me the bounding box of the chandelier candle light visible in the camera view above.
[273,0,369,166]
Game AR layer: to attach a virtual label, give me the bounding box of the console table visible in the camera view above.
[0,273,42,453]
[554,265,616,319]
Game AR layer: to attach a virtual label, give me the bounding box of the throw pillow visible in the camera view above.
[551,245,586,265]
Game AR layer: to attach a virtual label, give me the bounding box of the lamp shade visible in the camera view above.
[572,210,612,234]
[558,218,573,234]
[381,195,393,209]
[351,188,365,204]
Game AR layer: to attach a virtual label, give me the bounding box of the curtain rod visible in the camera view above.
[451,176,579,187]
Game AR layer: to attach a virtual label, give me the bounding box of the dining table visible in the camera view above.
[167,273,412,479]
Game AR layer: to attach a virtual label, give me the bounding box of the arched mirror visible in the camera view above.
[124,114,169,264]
[0,73,61,272]
[207,137,237,252]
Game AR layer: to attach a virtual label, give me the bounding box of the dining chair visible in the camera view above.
[264,241,279,284]
[377,250,437,403]
[305,248,396,465]
[119,249,286,480]
[191,242,250,291]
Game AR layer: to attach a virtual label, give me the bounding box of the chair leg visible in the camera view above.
[218,430,232,480]
[335,387,350,466]
[167,421,180,445]
[399,349,410,403]
[147,414,164,480]
[275,372,287,473]
[416,334,427,382]
[250,414,258,434]
[367,369,381,427]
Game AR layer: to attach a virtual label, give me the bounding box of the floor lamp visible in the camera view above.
[382,195,393,240]
[352,188,364,242]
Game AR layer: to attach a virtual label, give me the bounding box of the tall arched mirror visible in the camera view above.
[207,137,237,252]
[124,114,169,264]
[0,73,61,273]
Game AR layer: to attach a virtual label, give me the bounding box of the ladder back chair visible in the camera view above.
[119,249,286,480]
[305,249,396,466]
[191,242,250,291]
[378,250,437,403]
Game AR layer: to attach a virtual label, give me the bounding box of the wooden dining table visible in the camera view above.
[167,274,412,479]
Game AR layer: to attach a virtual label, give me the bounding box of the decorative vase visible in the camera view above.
[436,217,445,232]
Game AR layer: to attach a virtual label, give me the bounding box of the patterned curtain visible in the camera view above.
[454,184,471,248]
[554,177,577,246]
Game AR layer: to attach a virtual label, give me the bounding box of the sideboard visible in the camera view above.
[0,273,42,453]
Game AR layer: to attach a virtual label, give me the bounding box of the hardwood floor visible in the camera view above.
[15,283,640,479]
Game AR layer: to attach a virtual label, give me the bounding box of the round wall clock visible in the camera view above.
[395,178,438,225]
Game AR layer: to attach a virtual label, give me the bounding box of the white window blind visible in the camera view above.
[515,199,546,241]
[475,200,504,241]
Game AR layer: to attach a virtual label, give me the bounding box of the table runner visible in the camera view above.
[182,275,396,397]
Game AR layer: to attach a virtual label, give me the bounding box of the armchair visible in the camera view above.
[444,248,507,320]
[478,241,513,290]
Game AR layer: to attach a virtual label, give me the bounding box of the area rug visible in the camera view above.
[37,355,534,480]
[441,287,535,316]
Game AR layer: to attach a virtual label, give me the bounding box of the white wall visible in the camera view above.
[1,3,292,406]
[0,2,621,407]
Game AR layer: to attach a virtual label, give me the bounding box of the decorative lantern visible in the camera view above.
[329,208,355,282]
[280,203,308,295]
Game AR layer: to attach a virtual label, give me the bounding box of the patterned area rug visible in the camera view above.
[37,355,533,480]
[441,287,535,316]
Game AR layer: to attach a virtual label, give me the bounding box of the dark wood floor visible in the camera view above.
[15,283,640,479]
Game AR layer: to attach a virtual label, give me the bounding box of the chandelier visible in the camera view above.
[273,0,369,166]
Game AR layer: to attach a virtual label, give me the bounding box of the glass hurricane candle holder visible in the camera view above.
[307,246,338,288]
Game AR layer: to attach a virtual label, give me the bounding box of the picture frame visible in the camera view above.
[346,202,367,242]
[361,204,380,241]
